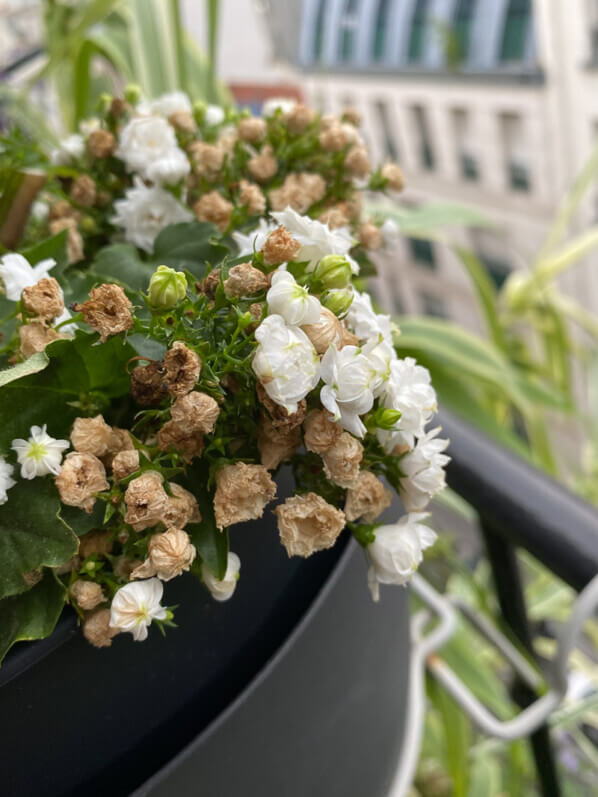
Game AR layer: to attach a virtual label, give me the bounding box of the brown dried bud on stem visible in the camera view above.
[213,462,276,530]
[88,129,116,158]
[130,360,167,406]
[21,277,64,321]
[345,471,393,523]
[359,222,382,250]
[321,431,363,488]
[269,172,326,213]
[70,414,113,457]
[49,217,84,264]
[256,382,307,430]
[19,323,62,358]
[275,493,345,558]
[71,579,105,610]
[131,527,197,581]
[238,179,266,216]
[258,415,301,470]
[76,284,133,342]
[238,116,267,142]
[285,104,316,134]
[55,452,109,513]
[70,175,96,207]
[301,308,345,354]
[83,609,116,648]
[381,162,405,192]
[248,144,277,183]
[345,146,371,178]
[124,471,169,532]
[157,422,204,462]
[188,141,224,178]
[79,530,113,558]
[261,226,301,265]
[223,263,269,297]
[170,391,220,434]
[303,409,342,454]
[112,449,140,481]
[163,341,201,397]
[193,191,233,231]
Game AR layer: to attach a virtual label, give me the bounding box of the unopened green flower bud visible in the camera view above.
[315,254,353,289]
[238,311,253,329]
[373,407,402,430]
[98,93,113,114]
[503,272,532,312]
[124,83,141,105]
[80,216,98,234]
[321,289,354,317]
[148,265,187,309]
[193,100,207,123]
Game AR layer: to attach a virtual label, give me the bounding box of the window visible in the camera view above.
[408,237,436,268]
[407,0,430,63]
[500,0,531,62]
[420,292,448,318]
[500,112,530,191]
[312,0,328,62]
[588,1,598,63]
[453,0,477,62]
[374,100,399,161]
[338,0,360,62]
[452,108,478,181]
[372,0,391,61]
[412,105,435,170]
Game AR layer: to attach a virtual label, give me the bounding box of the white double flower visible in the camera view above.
[117,115,190,185]
[377,357,438,452]
[367,513,437,601]
[266,270,321,326]
[271,207,357,273]
[252,315,320,414]
[399,427,450,512]
[320,344,382,438]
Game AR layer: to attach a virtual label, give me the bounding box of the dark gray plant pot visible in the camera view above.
[1,484,409,797]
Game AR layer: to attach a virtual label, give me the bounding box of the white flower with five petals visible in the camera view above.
[202,552,241,602]
[367,513,437,601]
[267,270,321,326]
[399,427,450,512]
[109,578,168,641]
[271,207,357,273]
[11,425,70,479]
[0,457,16,505]
[320,344,381,438]
[252,315,320,414]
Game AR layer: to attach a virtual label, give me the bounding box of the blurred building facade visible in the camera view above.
[260,0,598,328]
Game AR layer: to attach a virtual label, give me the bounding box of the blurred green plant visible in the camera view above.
[2,0,230,134]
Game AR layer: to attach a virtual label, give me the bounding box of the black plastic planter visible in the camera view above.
[1,482,409,797]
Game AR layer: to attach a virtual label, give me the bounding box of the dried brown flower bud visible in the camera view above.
[200,269,221,300]
[248,144,277,183]
[359,222,382,250]
[342,107,362,126]
[318,205,350,229]
[21,277,64,321]
[113,556,141,581]
[70,175,96,207]
[124,471,169,532]
[258,415,301,470]
[170,391,220,434]
[238,116,267,142]
[132,527,197,581]
[83,609,116,648]
[79,529,113,558]
[269,172,326,214]
[105,427,134,459]
[19,322,62,358]
[157,421,204,463]
[344,471,393,523]
[55,452,109,513]
[88,129,116,158]
[301,307,344,354]
[319,123,347,152]
[214,462,277,530]
[261,226,301,265]
[256,382,307,430]
[169,110,197,133]
[71,579,105,610]
[130,360,167,406]
[163,341,201,397]
[49,200,79,221]
[381,162,405,192]
[193,191,233,232]
[70,414,113,457]
[321,431,363,488]
[162,483,201,528]
[223,263,269,297]
[285,104,316,134]
[238,179,266,216]
[49,217,84,264]
[76,284,133,342]
[112,449,140,481]
[275,493,345,558]
[345,146,371,178]
[303,409,342,454]
[110,97,127,117]
[188,141,224,178]
[22,569,42,587]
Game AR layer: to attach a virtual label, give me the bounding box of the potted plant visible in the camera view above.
[0,93,448,795]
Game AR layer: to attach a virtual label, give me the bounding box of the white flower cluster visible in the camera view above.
[247,208,449,599]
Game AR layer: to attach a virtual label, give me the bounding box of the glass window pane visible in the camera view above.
[408,0,430,63]
[500,0,531,62]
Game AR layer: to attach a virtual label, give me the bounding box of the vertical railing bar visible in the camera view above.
[482,522,562,797]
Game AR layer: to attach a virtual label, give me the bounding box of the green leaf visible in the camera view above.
[0,479,78,599]
[468,757,503,797]
[453,246,507,352]
[0,572,66,664]
[73,333,136,397]
[185,475,228,579]
[92,243,155,292]
[152,221,230,277]
[428,675,471,797]
[58,500,107,537]
[0,351,49,387]
[20,230,69,280]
